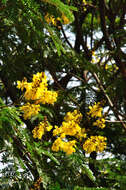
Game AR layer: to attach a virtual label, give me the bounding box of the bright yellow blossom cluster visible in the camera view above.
[53,110,86,140]
[17,73,107,156]
[17,72,57,105]
[52,110,87,155]
[44,13,58,26]
[93,118,106,129]
[88,102,106,129]
[52,109,107,155]
[44,13,70,26]
[17,72,57,141]
[80,102,107,153]
[52,137,76,155]
[20,103,40,120]
[83,136,107,154]
[88,102,103,118]
[32,119,53,140]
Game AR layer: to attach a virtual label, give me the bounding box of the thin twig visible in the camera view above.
[51,73,80,108]
[106,120,126,123]
[93,72,113,107]
[61,25,73,49]
[92,72,126,130]
[0,149,6,154]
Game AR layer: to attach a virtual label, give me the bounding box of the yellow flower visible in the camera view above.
[62,140,76,155]
[17,77,28,91]
[52,138,76,155]
[32,120,53,140]
[32,124,45,140]
[35,90,58,105]
[53,125,62,136]
[113,64,119,71]
[60,133,66,138]
[61,14,70,25]
[45,12,70,26]
[91,51,95,56]
[20,103,40,120]
[76,128,87,141]
[52,110,87,155]
[17,72,58,104]
[44,13,51,24]
[83,136,107,154]
[32,72,47,88]
[44,13,57,26]
[105,64,109,70]
[51,137,62,152]
[83,0,87,5]
[53,110,86,141]
[24,72,48,101]
[93,118,106,129]
[46,125,53,131]
[64,109,82,123]
[88,102,103,118]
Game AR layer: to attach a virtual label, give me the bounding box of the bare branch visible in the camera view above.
[61,25,73,49]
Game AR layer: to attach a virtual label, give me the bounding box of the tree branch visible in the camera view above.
[92,72,126,130]
[98,0,113,51]
[61,25,73,49]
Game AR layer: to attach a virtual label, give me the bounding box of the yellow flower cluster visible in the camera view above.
[61,14,70,25]
[83,0,87,5]
[20,103,40,120]
[88,102,103,118]
[30,177,42,190]
[52,110,87,155]
[32,119,53,140]
[53,110,86,140]
[17,72,107,156]
[44,13,70,26]
[83,136,107,154]
[17,77,28,91]
[93,118,106,129]
[17,72,58,105]
[52,137,76,155]
[17,72,58,120]
[44,13,57,26]
[17,72,57,144]
[88,102,106,129]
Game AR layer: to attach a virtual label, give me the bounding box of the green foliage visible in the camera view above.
[44,0,76,21]
[0,0,126,189]
[94,158,126,190]
[47,25,66,56]
[1,0,8,4]
[74,187,111,190]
